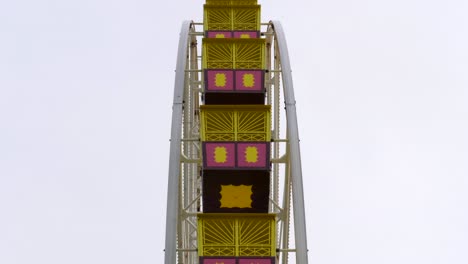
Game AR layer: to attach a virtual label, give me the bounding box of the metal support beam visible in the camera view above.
[271,20,309,264]
[165,20,192,264]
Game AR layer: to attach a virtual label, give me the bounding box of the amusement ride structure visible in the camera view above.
[165,1,308,263]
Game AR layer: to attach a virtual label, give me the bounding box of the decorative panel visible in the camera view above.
[198,214,276,257]
[203,171,269,213]
[206,70,235,91]
[199,216,237,256]
[235,40,264,69]
[233,7,259,30]
[204,69,265,104]
[205,7,232,30]
[236,142,268,169]
[235,70,263,91]
[200,105,270,142]
[204,142,236,168]
[203,38,265,69]
[237,109,268,141]
[220,184,253,208]
[233,31,260,39]
[205,70,264,92]
[207,31,234,38]
[204,40,235,69]
[203,142,270,170]
[203,109,235,141]
[204,6,260,31]
[238,216,274,256]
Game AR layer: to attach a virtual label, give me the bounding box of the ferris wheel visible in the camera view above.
[164,2,308,264]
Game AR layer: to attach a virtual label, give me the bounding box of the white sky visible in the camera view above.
[1,0,467,263]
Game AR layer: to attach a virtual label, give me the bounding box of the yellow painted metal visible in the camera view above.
[205,6,232,31]
[203,38,265,69]
[204,6,261,31]
[205,0,258,6]
[233,7,260,31]
[220,185,253,208]
[204,38,235,69]
[197,213,276,257]
[200,105,271,142]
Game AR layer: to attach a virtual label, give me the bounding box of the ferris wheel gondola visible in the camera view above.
[164,5,308,264]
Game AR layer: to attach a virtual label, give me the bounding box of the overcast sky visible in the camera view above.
[1,0,467,264]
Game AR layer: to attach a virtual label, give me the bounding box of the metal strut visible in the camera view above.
[271,20,309,264]
[165,20,192,264]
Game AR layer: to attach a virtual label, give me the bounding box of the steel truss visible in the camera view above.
[164,20,309,264]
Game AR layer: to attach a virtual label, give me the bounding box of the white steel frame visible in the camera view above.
[164,20,309,264]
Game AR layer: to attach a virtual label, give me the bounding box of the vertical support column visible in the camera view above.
[271,21,309,264]
[165,20,192,264]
